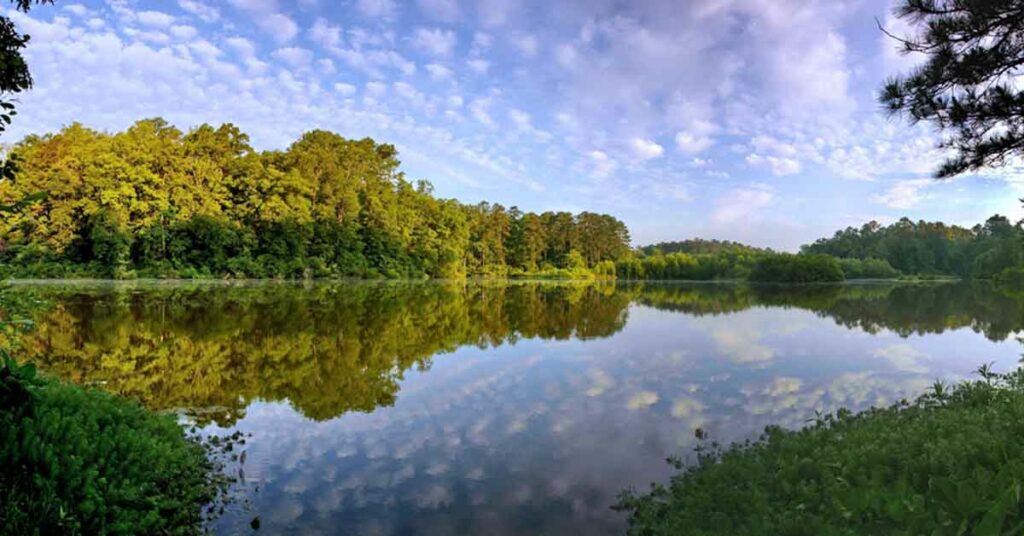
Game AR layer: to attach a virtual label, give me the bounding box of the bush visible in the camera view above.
[0,358,227,535]
[838,257,901,279]
[616,367,1024,536]
[995,266,1024,285]
[748,254,844,283]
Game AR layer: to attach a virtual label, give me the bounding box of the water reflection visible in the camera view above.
[7,280,1024,535]
[15,282,629,424]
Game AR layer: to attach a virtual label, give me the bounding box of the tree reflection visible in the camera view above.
[15,282,630,425]
[10,280,1023,426]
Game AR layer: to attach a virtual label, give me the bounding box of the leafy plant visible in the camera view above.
[616,367,1024,535]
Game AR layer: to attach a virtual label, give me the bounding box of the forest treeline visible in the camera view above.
[638,239,769,256]
[801,216,1024,279]
[0,120,630,279]
[622,215,1024,282]
[2,120,1023,283]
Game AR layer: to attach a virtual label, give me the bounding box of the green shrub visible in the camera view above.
[86,210,132,277]
[838,257,901,279]
[748,254,845,283]
[0,359,226,536]
[995,266,1024,285]
[616,367,1024,535]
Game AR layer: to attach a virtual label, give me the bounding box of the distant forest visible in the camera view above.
[801,216,1022,279]
[0,120,630,279]
[639,239,770,256]
[625,215,1024,282]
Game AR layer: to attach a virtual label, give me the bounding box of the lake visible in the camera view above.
[8,280,1024,535]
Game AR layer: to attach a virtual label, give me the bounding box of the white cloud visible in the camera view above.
[225,36,256,57]
[417,0,460,22]
[712,323,775,363]
[478,0,519,28]
[629,138,664,160]
[170,25,198,40]
[308,18,341,49]
[425,63,452,80]
[274,46,313,69]
[713,184,776,223]
[318,58,336,73]
[136,10,175,28]
[746,153,801,176]
[227,0,298,42]
[513,33,538,57]
[467,58,489,74]
[64,3,89,17]
[189,39,221,60]
[365,80,388,98]
[260,13,299,43]
[411,28,457,57]
[178,0,219,22]
[675,131,713,155]
[873,344,929,373]
[468,97,495,127]
[653,182,690,202]
[509,109,530,129]
[588,150,616,178]
[871,179,934,209]
[334,82,357,96]
[356,0,398,19]
[393,81,423,102]
[627,391,659,410]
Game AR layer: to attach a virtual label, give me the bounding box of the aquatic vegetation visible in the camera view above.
[616,367,1024,535]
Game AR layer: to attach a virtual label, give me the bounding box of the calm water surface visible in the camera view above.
[9,280,1024,535]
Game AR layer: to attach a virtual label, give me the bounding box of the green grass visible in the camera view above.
[0,358,230,536]
[615,366,1024,536]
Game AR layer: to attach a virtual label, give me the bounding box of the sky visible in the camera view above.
[5,0,1024,250]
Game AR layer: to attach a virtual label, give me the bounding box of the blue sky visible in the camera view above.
[6,0,1024,250]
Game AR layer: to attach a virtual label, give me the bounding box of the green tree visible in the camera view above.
[880,0,1024,177]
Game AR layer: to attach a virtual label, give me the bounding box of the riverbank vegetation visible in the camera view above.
[0,361,229,535]
[615,366,1024,535]
[0,121,630,280]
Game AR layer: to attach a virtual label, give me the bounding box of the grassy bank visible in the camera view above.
[0,357,231,535]
[615,367,1024,535]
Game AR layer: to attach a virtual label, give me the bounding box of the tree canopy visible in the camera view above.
[0,120,632,279]
[801,215,1022,278]
[880,0,1024,177]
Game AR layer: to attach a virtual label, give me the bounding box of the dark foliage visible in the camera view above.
[880,0,1024,177]
[748,254,845,283]
[802,215,1022,277]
